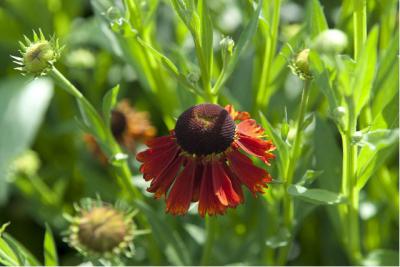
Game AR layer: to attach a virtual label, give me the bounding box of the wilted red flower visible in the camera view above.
[136,104,275,217]
[85,100,156,163]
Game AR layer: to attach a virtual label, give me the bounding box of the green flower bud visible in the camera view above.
[12,29,63,76]
[289,48,313,80]
[312,29,348,54]
[66,198,149,259]
[219,36,235,55]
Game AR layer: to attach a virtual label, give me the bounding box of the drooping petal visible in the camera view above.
[191,164,203,202]
[136,136,176,162]
[143,135,174,148]
[139,144,180,181]
[212,161,241,207]
[198,163,226,217]
[236,133,275,164]
[237,119,264,137]
[227,149,271,195]
[147,156,183,199]
[166,160,197,215]
[224,105,250,121]
[223,164,244,203]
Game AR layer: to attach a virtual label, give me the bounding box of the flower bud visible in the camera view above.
[66,199,148,259]
[12,30,62,76]
[219,36,235,55]
[312,29,348,54]
[289,48,313,80]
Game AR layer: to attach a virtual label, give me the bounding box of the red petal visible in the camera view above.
[191,164,203,202]
[223,164,244,203]
[236,134,275,164]
[237,119,264,137]
[224,105,251,121]
[139,144,180,181]
[212,161,241,207]
[136,137,176,162]
[147,156,183,199]
[166,160,197,215]
[144,135,174,148]
[227,150,271,195]
[198,163,226,217]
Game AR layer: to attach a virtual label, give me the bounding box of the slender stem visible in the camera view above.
[254,0,281,112]
[341,100,361,264]
[49,67,141,198]
[201,216,216,265]
[277,79,311,265]
[49,68,83,99]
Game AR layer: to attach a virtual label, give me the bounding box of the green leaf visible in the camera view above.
[305,0,329,38]
[2,234,40,266]
[77,98,107,141]
[297,169,324,186]
[44,224,58,266]
[0,223,10,236]
[259,111,289,175]
[0,77,53,204]
[102,84,120,126]
[288,185,345,205]
[0,237,19,266]
[359,129,399,150]
[309,51,338,111]
[362,249,399,266]
[356,129,398,190]
[352,26,379,116]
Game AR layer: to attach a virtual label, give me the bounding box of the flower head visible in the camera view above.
[85,99,156,163]
[136,104,275,217]
[66,198,148,259]
[12,29,63,76]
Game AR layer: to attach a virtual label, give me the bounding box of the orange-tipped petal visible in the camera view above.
[166,160,197,215]
[212,161,241,207]
[148,156,183,199]
[227,150,271,195]
[198,163,226,217]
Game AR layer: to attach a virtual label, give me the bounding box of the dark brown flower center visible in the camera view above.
[175,104,236,156]
[111,110,127,139]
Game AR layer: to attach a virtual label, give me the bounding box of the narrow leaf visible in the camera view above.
[102,84,120,126]
[44,224,58,266]
[288,185,345,205]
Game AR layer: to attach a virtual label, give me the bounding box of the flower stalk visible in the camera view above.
[277,79,311,265]
[201,216,217,265]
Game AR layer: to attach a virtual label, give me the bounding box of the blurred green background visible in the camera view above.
[0,0,398,265]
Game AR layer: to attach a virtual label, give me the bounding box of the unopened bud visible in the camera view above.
[219,36,235,55]
[66,199,147,258]
[289,48,313,80]
[12,30,62,76]
[313,29,348,54]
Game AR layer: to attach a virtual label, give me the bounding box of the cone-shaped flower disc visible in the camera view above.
[137,104,275,217]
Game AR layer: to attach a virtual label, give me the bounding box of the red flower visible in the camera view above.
[136,104,275,217]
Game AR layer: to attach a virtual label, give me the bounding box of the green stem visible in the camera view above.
[353,0,366,61]
[341,100,361,264]
[50,67,141,198]
[201,216,217,265]
[277,79,311,265]
[254,0,281,112]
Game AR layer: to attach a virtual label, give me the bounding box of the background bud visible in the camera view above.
[312,29,348,54]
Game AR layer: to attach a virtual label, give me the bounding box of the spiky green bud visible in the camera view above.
[65,198,149,259]
[12,29,63,76]
[289,48,313,80]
